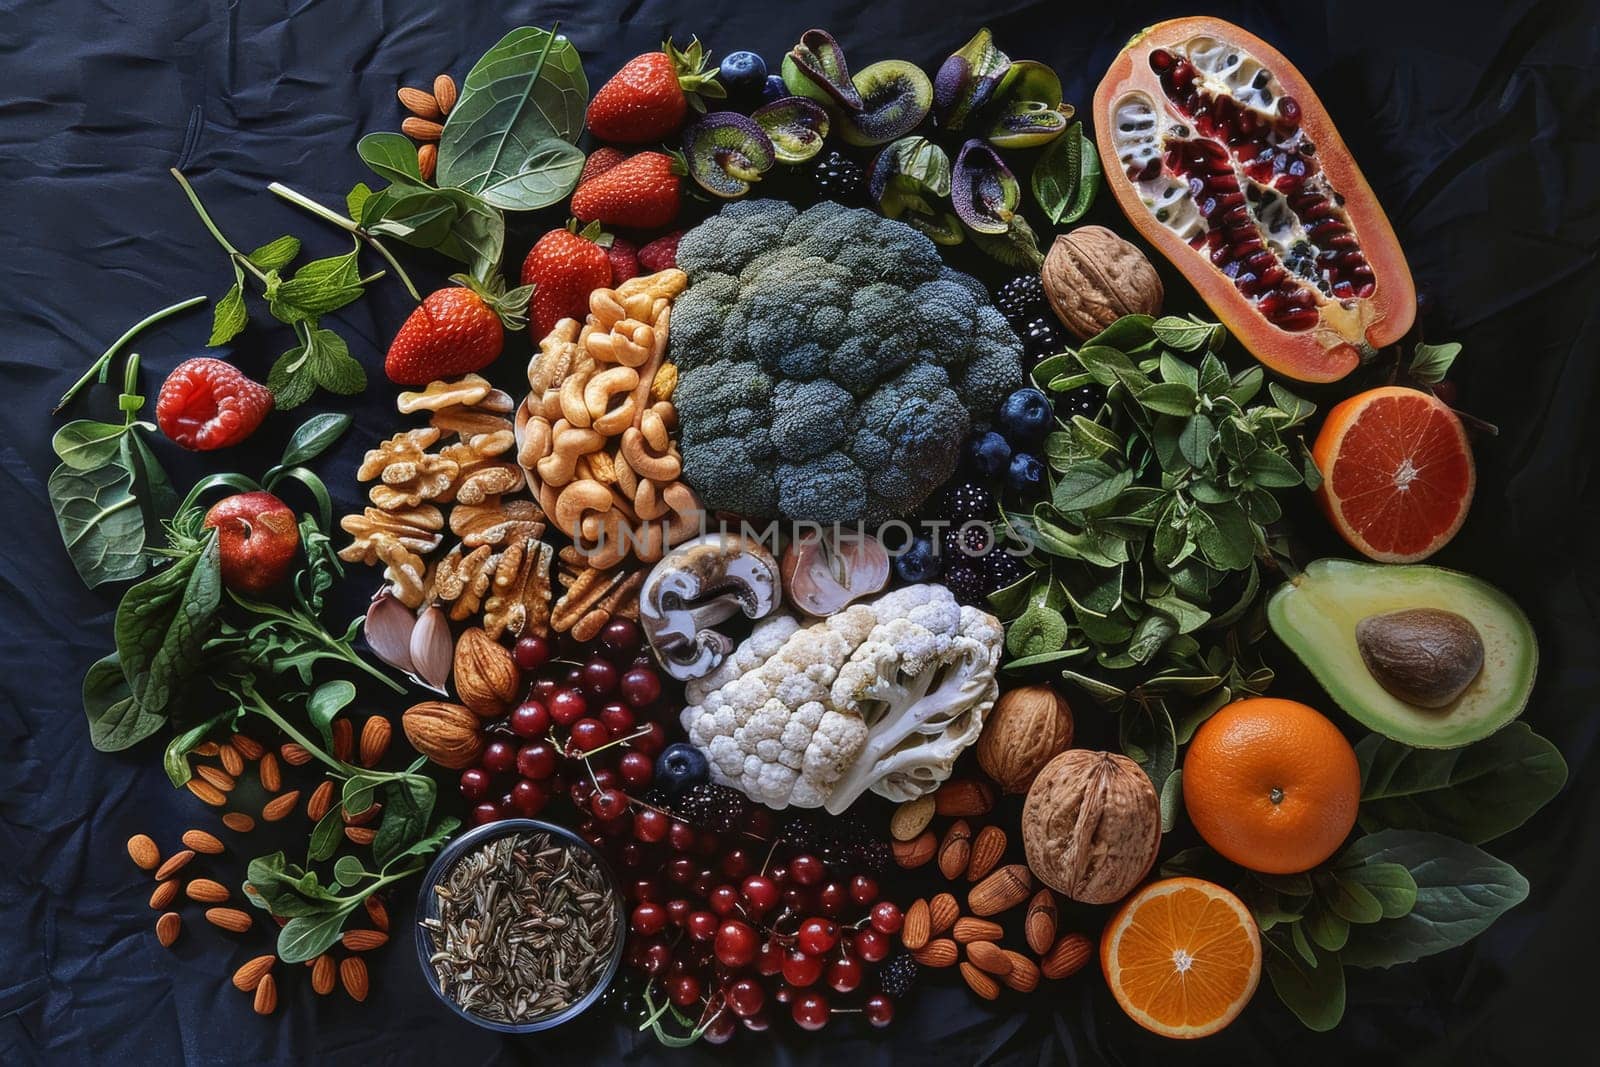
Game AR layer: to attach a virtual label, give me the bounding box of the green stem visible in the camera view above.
[52,295,206,414]
[241,685,348,775]
[228,591,406,694]
[170,168,270,286]
[267,181,423,302]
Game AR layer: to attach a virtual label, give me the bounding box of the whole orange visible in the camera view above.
[1182,698,1360,874]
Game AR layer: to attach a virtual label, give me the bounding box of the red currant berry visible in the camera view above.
[515,741,557,780]
[592,767,618,792]
[569,717,608,752]
[792,992,830,1031]
[617,750,654,788]
[666,820,696,853]
[789,853,824,886]
[714,919,758,967]
[719,848,753,880]
[458,767,492,802]
[782,948,823,987]
[509,700,551,738]
[708,884,741,917]
[630,721,667,757]
[666,898,691,925]
[853,926,890,963]
[630,902,667,936]
[869,900,903,934]
[599,618,642,661]
[686,910,718,942]
[633,807,669,843]
[740,875,778,915]
[756,937,784,976]
[597,701,635,737]
[666,856,697,884]
[767,863,790,885]
[797,917,839,956]
[864,993,894,1028]
[569,779,596,806]
[772,983,795,1005]
[548,688,588,725]
[512,634,552,671]
[849,874,879,905]
[817,881,847,917]
[581,657,619,698]
[642,942,671,976]
[781,885,813,912]
[510,778,548,817]
[480,740,516,775]
[725,977,765,1018]
[590,788,629,821]
[620,666,662,708]
[470,801,499,826]
[826,954,862,994]
[531,677,560,704]
[628,878,661,902]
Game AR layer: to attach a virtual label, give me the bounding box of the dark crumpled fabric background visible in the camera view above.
[1,0,1596,1063]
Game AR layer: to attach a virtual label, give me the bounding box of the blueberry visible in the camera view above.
[719,51,768,100]
[963,430,1012,478]
[655,743,710,796]
[761,73,789,103]
[1007,452,1046,494]
[998,387,1053,444]
[894,536,942,583]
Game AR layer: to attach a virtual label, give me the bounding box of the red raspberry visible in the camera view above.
[607,235,640,286]
[638,230,682,272]
[155,357,273,451]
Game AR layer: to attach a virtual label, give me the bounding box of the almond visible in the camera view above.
[185,778,227,806]
[332,718,353,762]
[889,796,936,841]
[193,741,220,757]
[928,892,959,936]
[340,956,370,1001]
[149,880,178,909]
[966,940,1013,976]
[910,938,958,968]
[365,895,390,932]
[280,742,313,766]
[262,791,301,822]
[934,778,996,817]
[360,717,393,767]
[185,878,231,904]
[433,74,457,115]
[1025,889,1058,955]
[258,752,281,792]
[397,86,442,120]
[952,917,1004,944]
[196,764,235,792]
[1039,932,1093,980]
[344,800,381,826]
[219,742,245,776]
[232,954,275,992]
[966,825,1007,882]
[342,929,389,951]
[307,780,335,822]
[999,951,1041,992]
[900,898,930,950]
[937,819,972,880]
[206,907,253,933]
[311,953,337,995]
[253,973,278,1015]
[232,734,265,760]
[222,812,256,833]
[960,961,1000,1000]
[454,627,520,717]
[891,829,936,869]
[402,701,484,769]
[417,143,438,182]
[154,849,195,881]
[156,912,181,947]
[127,834,160,870]
[345,825,377,845]
[181,829,224,855]
[968,864,1033,917]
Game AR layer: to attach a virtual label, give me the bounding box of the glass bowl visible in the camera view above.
[413,818,626,1033]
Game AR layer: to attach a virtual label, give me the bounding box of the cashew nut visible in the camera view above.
[633,478,668,521]
[620,427,682,482]
[554,479,615,538]
[536,423,606,487]
[584,366,640,436]
[639,408,670,452]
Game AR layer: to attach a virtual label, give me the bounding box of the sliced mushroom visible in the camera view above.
[640,533,782,680]
[781,530,891,616]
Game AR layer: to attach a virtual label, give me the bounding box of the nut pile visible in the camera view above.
[395,73,458,180]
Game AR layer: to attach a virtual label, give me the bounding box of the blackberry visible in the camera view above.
[981,551,1029,593]
[878,953,919,998]
[937,481,996,524]
[778,812,892,872]
[1060,383,1107,420]
[994,274,1047,329]
[941,522,993,563]
[1022,316,1067,363]
[662,783,750,832]
[943,560,988,605]
[811,150,865,204]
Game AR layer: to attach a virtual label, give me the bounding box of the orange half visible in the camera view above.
[1100,877,1262,1039]
[1312,386,1475,563]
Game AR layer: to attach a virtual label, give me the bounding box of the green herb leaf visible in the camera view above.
[268,327,366,409]
[247,235,302,271]
[162,715,226,786]
[278,413,353,469]
[115,537,221,713]
[1264,932,1346,1032]
[1007,600,1069,658]
[267,247,365,324]
[436,27,588,211]
[374,775,437,869]
[346,182,373,219]
[1052,460,1133,511]
[306,680,356,745]
[333,855,368,888]
[307,808,344,863]
[1178,414,1215,469]
[1355,724,1568,844]
[1153,316,1218,352]
[278,909,354,964]
[50,459,147,588]
[1138,381,1198,416]
[1408,341,1462,384]
[358,132,427,187]
[208,283,249,346]
[1031,122,1099,225]
[83,651,163,751]
[1335,862,1417,919]
[53,421,128,470]
[1268,382,1316,425]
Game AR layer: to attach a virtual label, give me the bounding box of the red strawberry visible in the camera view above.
[606,235,641,286]
[385,278,531,385]
[578,147,628,189]
[586,38,725,144]
[520,224,614,339]
[638,231,683,273]
[571,152,681,230]
[155,357,273,451]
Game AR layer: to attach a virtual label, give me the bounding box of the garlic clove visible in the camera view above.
[363,591,417,676]
[409,605,453,694]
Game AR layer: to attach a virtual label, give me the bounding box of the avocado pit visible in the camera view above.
[1354,607,1484,709]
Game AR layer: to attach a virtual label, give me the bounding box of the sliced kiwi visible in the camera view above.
[750,97,830,164]
[781,29,861,112]
[839,61,933,147]
[683,112,776,199]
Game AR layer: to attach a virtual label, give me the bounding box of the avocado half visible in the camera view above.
[1267,558,1537,749]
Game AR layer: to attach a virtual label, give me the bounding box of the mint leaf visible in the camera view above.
[268,247,364,324]
[247,235,301,271]
[267,339,320,410]
[307,329,366,395]
[208,283,248,346]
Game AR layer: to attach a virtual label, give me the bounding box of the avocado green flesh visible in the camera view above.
[1267,558,1537,749]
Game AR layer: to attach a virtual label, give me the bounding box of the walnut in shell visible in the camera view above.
[1042,226,1163,340]
[1020,750,1160,904]
[977,685,1075,793]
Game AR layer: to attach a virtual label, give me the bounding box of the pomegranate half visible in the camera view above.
[1094,17,1415,382]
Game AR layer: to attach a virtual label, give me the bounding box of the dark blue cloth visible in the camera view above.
[1,1,1596,1063]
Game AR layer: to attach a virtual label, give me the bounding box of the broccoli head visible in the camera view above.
[670,200,1024,524]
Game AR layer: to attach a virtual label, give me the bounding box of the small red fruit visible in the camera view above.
[570,152,682,230]
[637,230,682,273]
[155,357,273,451]
[520,224,614,340]
[577,146,628,188]
[384,279,530,385]
[202,491,299,593]
[585,39,724,144]
[606,234,640,286]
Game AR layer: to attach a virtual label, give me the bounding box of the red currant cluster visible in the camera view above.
[614,819,906,1042]
[456,618,672,825]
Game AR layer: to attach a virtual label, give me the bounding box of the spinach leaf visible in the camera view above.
[374,775,437,869]
[53,421,128,470]
[50,460,147,588]
[83,652,164,751]
[1338,829,1527,968]
[277,908,356,964]
[1356,724,1568,844]
[120,429,179,541]
[307,808,344,863]
[162,713,228,786]
[436,26,588,211]
[114,537,222,713]
[306,680,357,746]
